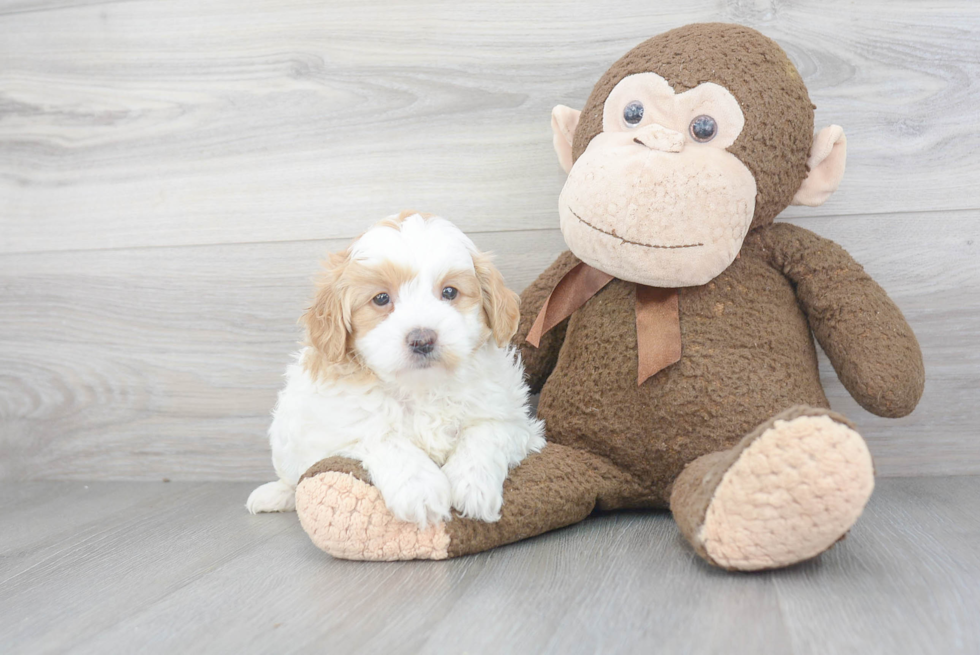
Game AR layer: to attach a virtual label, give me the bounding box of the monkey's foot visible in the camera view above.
[295,458,450,561]
[671,406,875,571]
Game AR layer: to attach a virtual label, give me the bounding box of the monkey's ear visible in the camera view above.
[551,105,581,174]
[792,125,847,207]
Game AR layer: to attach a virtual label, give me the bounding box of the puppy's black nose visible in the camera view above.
[407,328,438,356]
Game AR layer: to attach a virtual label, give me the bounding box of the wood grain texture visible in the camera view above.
[1,0,978,479]
[1,212,977,480]
[1,0,979,253]
[0,229,568,480]
[0,478,977,654]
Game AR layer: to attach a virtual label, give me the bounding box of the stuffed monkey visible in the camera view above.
[294,23,924,570]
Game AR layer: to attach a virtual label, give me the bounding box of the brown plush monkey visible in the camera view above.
[294,23,924,570]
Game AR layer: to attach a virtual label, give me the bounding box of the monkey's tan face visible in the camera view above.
[559,73,757,287]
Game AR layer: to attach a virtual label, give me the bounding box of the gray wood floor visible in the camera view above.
[1,476,977,654]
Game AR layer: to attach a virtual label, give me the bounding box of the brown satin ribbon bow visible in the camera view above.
[525,262,682,385]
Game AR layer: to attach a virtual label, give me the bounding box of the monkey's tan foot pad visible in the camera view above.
[295,471,451,561]
[673,407,874,571]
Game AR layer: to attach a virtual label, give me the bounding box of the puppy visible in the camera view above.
[246,212,545,526]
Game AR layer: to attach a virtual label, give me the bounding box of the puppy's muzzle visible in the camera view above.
[407,328,438,356]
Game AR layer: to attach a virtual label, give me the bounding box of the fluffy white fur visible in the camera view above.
[246,213,545,526]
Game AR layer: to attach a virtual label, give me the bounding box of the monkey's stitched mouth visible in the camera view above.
[568,208,704,250]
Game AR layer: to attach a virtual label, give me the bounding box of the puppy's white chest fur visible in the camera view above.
[398,400,462,466]
[267,342,541,489]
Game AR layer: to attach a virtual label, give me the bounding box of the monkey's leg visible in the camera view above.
[295,443,642,561]
[670,405,875,571]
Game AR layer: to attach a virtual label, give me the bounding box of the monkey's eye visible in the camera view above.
[441,286,458,301]
[372,292,390,306]
[689,115,718,142]
[623,101,644,126]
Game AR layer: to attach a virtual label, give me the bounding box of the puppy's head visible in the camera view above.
[302,212,519,384]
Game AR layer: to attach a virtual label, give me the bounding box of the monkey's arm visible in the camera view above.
[762,222,924,418]
[514,251,581,394]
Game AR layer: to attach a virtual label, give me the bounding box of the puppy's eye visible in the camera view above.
[372,292,390,306]
[689,115,718,142]
[623,101,644,126]
[441,286,458,301]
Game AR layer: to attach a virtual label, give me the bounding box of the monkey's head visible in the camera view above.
[552,23,847,287]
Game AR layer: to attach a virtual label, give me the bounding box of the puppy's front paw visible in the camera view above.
[378,465,452,528]
[443,457,505,523]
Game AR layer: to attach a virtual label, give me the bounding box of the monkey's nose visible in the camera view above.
[633,124,685,152]
[407,328,438,356]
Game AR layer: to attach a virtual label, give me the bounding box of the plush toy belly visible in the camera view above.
[536,248,830,503]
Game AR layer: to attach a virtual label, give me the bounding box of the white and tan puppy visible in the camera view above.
[247,212,545,526]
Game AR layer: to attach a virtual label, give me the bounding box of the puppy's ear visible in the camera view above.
[302,251,352,365]
[472,251,520,347]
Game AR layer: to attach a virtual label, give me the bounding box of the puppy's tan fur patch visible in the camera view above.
[432,268,484,369]
[438,269,482,313]
[347,261,415,341]
[302,254,417,383]
[396,209,436,221]
[358,209,432,236]
[473,251,520,347]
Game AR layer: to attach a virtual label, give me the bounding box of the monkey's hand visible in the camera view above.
[514,250,581,394]
[763,222,924,418]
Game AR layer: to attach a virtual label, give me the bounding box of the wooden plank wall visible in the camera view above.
[1,0,978,480]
